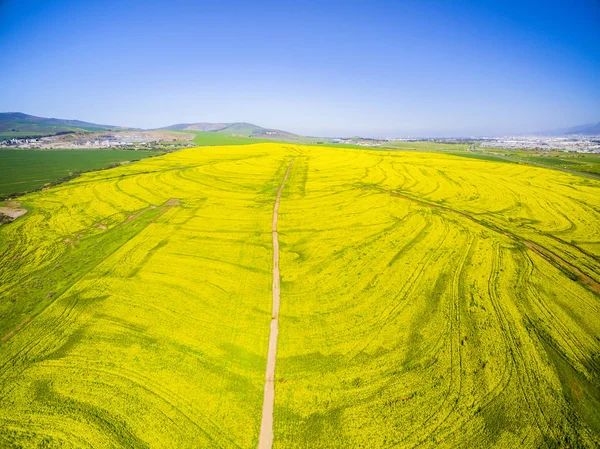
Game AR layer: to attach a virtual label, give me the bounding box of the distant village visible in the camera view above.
[331,135,600,153]
[478,135,600,153]
[330,138,383,147]
[1,137,138,149]
[2,132,599,153]
[0,131,194,150]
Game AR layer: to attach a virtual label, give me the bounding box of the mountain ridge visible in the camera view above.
[4,112,599,139]
[564,122,600,135]
[0,112,124,135]
[157,121,298,139]
[536,121,600,136]
[0,113,299,140]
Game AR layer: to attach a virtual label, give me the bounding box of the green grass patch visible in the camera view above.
[474,147,600,176]
[447,151,512,163]
[184,130,273,146]
[0,149,157,198]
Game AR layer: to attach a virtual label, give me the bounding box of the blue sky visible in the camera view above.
[1,0,599,137]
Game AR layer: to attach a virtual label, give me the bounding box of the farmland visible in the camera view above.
[275,147,600,447]
[185,130,273,146]
[0,143,599,448]
[468,146,600,177]
[0,149,158,199]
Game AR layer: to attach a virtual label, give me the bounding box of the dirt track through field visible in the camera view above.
[258,158,294,449]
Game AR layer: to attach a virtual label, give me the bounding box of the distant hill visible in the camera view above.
[0,112,124,138]
[564,122,600,135]
[537,121,600,136]
[1,113,306,143]
[158,121,299,140]
[160,123,230,132]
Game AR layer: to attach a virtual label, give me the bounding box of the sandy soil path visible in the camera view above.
[258,158,294,449]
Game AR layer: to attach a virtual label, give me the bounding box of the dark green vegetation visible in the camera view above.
[0,113,123,140]
[471,147,600,176]
[502,151,600,175]
[0,149,157,198]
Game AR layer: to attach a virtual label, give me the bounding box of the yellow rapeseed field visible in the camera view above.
[0,144,599,448]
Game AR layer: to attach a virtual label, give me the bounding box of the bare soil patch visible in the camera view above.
[0,206,27,223]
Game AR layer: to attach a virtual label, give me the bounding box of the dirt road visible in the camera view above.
[258,158,294,449]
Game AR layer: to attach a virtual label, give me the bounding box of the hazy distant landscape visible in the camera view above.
[1,112,599,202]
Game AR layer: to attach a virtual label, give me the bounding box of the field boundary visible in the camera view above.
[0,149,163,201]
[258,157,294,449]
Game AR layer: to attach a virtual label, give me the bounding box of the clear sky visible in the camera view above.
[1,0,599,137]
